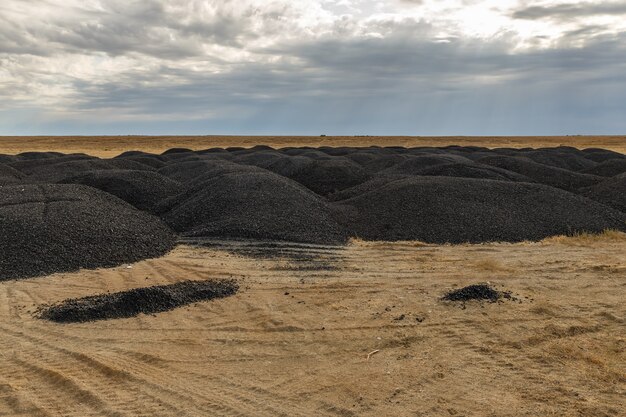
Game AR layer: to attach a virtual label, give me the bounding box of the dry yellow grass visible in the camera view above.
[541,229,626,246]
[1,135,625,157]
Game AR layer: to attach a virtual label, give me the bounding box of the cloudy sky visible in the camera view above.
[1,0,625,135]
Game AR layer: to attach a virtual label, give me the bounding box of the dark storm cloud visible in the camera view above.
[513,2,626,20]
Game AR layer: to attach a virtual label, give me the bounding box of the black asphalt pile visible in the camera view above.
[159,171,348,244]
[12,158,156,182]
[581,148,626,162]
[0,184,177,280]
[580,159,626,177]
[157,160,246,183]
[60,169,182,213]
[520,149,598,171]
[234,150,284,169]
[476,155,601,191]
[8,154,95,175]
[333,176,626,243]
[38,279,239,323]
[0,164,25,185]
[579,174,626,212]
[442,284,511,303]
[267,156,370,195]
[379,154,474,176]
[410,162,531,182]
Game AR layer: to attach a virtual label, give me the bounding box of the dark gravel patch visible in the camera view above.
[442,284,517,304]
[38,279,239,323]
[0,184,177,281]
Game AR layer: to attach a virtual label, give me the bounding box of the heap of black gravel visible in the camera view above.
[59,169,182,213]
[442,284,509,303]
[578,174,626,213]
[476,155,601,191]
[38,279,239,323]
[158,171,348,244]
[333,176,626,243]
[0,184,177,280]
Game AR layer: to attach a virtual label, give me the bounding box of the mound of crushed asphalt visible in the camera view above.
[579,174,626,212]
[409,162,531,182]
[159,171,348,244]
[379,154,474,176]
[60,169,182,213]
[38,279,239,323]
[476,155,601,191]
[10,157,155,182]
[0,163,25,185]
[333,176,626,243]
[442,284,514,303]
[580,159,626,177]
[267,156,370,195]
[0,184,177,280]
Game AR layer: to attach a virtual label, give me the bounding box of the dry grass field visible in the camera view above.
[0,235,624,416]
[1,135,625,157]
[0,136,624,416]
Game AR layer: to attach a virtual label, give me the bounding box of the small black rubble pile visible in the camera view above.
[0,184,177,280]
[442,284,516,304]
[38,279,239,323]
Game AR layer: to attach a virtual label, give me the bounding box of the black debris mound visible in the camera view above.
[476,155,601,191]
[159,171,348,244]
[410,162,531,182]
[578,173,626,212]
[13,157,155,182]
[580,159,626,177]
[442,284,513,303]
[60,169,182,213]
[38,279,239,323]
[0,184,177,281]
[267,156,370,195]
[0,163,25,185]
[333,176,626,243]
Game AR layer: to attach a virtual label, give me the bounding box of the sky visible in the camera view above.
[1,0,625,136]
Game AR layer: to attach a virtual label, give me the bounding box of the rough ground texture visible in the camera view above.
[0,238,623,416]
[0,184,177,280]
[39,279,239,323]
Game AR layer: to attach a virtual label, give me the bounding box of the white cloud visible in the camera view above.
[0,0,624,134]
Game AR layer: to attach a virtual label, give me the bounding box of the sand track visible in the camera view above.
[0,238,624,416]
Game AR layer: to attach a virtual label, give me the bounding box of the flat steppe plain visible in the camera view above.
[1,135,625,157]
[0,137,624,416]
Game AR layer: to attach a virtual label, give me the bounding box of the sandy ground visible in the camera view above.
[1,135,625,157]
[0,236,624,416]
